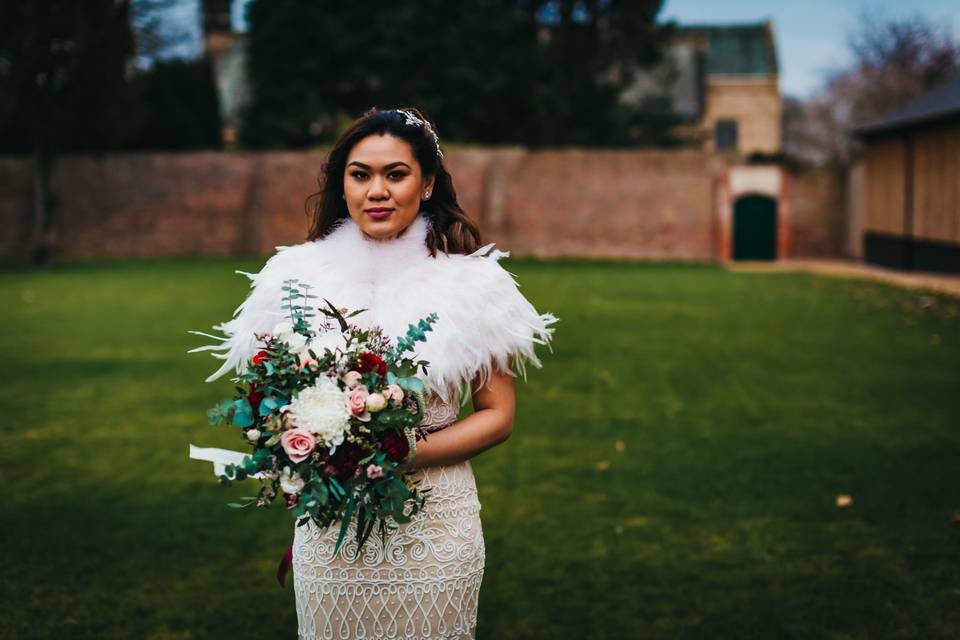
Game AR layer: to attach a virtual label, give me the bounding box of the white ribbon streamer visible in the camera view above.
[189,444,266,479]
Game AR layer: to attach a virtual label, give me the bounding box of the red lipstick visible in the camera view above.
[365,207,394,220]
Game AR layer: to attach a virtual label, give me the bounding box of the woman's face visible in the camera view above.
[343,133,435,241]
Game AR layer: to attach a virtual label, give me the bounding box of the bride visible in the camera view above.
[197,107,556,639]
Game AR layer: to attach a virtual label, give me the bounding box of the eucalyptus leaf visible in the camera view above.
[397,377,424,393]
[232,398,254,427]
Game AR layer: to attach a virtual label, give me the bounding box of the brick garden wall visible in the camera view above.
[0,149,843,261]
[789,167,847,258]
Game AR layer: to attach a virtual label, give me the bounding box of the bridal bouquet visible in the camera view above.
[191,279,436,559]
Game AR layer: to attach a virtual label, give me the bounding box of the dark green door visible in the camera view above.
[733,195,777,260]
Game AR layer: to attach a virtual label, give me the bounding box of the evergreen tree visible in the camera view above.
[239,0,673,148]
[129,58,223,151]
[0,0,138,264]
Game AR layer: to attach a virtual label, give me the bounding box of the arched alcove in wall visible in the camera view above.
[716,165,791,261]
[733,194,778,260]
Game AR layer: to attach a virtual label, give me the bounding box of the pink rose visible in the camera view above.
[346,387,369,416]
[383,384,404,405]
[281,428,316,463]
[366,464,383,479]
[342,371,363,389]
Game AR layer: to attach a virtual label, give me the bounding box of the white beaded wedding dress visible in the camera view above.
[190,212,556,640]
[292,393,484,640]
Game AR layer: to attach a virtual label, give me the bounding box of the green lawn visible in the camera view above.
[2,258,958,640]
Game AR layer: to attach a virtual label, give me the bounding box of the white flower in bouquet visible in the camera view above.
[342,370,363,389]
[279,466,305,494]
[365,392,387,413]
[284,375,352,446]
[307,329,349,356]
[272,319,309,353]
[382,384,404,405]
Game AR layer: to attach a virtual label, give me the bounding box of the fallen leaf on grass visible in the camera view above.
[836,494,852,507]
[614,440,625,453]
[595,460,610,471]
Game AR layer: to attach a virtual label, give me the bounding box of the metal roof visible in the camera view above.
[855,75,960,136]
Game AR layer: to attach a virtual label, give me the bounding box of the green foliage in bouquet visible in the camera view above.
[200,279,440,557]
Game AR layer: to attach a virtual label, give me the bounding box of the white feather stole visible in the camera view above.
[188,214,558,405]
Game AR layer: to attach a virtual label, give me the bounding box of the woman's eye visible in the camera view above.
[388,171,406,180]
[351,171,367,180]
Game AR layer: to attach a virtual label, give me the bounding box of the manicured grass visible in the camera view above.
[2,257,958,639]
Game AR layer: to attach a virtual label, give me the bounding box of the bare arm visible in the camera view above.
[406,362,517,469]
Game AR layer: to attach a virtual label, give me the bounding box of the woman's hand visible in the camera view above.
[407,362,516,469]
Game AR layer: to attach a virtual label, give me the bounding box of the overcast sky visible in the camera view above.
[165,0,960,99]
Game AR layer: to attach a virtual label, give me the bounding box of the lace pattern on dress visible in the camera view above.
[293,392,485,640]
[421,394,460,434]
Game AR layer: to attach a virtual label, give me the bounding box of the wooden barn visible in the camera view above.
[856,76,960,274]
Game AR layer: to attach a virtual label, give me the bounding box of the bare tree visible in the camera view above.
[784,12,960,167]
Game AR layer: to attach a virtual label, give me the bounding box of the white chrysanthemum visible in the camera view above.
[285,376,351,446]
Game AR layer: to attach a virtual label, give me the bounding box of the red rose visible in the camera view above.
[247,388,264,415]
[328,441,366,479]
[380,430,410,463]
[252,350,269,365]
[357,352,387,377]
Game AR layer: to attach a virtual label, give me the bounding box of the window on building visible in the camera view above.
[715,119,738,150]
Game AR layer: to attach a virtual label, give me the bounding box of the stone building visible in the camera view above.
[622,21,782,155]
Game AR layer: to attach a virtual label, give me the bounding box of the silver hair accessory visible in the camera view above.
[396,109,443,160]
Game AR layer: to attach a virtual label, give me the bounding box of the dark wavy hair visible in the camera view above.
[305,106,482,256]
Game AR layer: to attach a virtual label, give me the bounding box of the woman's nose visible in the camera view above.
[368,176,389,198]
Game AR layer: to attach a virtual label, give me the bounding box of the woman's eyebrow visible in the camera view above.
[347,161,412,170]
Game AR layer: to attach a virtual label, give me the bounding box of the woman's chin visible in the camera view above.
[359,221,400,241]
[356,214,416,240]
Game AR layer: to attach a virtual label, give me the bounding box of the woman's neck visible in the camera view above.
[322,214,431,269]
